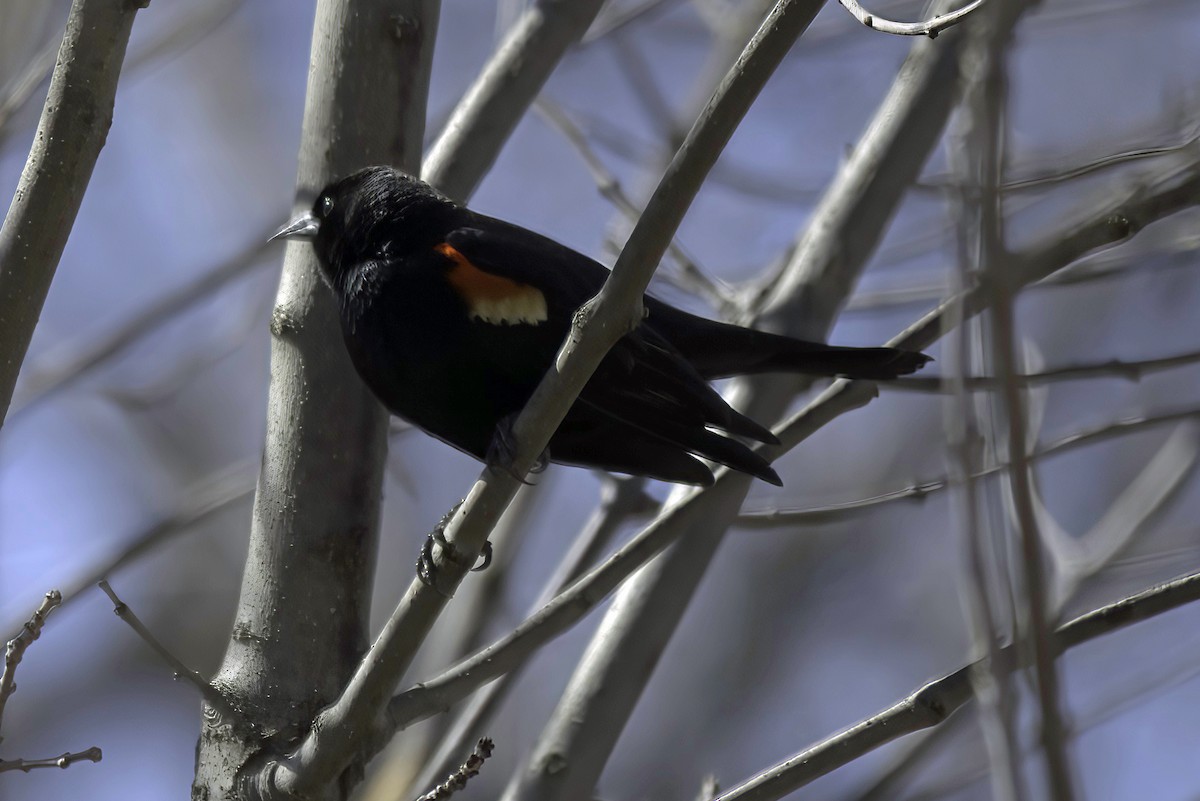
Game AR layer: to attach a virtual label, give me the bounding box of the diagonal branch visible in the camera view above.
[535,98,738,313]
[422,0,608,201]
[98,581,238,723]
[737,406,1200,528]
[712,570,1200,801]
[0,0,147,430]
[8,230,275,419]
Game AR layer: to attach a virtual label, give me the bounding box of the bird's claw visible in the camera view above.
[486,415,549,484]
[472,540,493,572]
[415,501,493,595]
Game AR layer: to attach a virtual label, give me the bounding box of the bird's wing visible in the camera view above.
[443,217,609,319]
[443,220,773,436]
[439,218,780,482]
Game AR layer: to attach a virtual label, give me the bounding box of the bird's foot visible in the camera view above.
[486,415,549,483]
[416,501,492,596]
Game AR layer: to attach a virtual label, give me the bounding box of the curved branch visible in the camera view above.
[838,0,985,37]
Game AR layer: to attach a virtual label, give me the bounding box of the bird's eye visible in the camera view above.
[319,195,335,217]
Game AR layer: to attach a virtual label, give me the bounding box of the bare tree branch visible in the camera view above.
[423,0,608,200]
[1044,425,1200,612]
[9,230,275,419]
[98,581,238,723]
[737,406,1200,528]
[0,460,255,638]
[888,347,1200,393]
[0,746,103,774]
[193,0,440,796]
[0,589,102,774]
[0,0,147,430]
[0,590,62,742]
[410,476,655,794]
[712,570,1200,801]
[0,39,57,141]
[414,738,495,801]
[837,0,986,37]
[582,0,681,43]
[535,98,738,313]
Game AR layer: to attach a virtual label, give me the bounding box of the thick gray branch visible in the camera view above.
[193,1,438,799]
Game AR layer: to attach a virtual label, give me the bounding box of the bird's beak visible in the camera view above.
[270,211,320,242]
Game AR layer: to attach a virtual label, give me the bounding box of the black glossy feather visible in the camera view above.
[285,166,931,485]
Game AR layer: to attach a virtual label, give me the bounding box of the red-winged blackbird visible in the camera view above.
[272,166,930,486]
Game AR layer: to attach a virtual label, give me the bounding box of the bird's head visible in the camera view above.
[271,166,457,288]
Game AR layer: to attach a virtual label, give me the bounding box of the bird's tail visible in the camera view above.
[750,341,932,380]
[646,301,931,381]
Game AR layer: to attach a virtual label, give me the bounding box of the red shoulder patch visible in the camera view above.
[436,243,548,325]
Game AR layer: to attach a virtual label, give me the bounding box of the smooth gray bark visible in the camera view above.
[192,2,438,799]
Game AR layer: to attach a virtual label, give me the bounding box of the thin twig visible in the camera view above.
[0,39,57,139]
[737,403,1200,527]
[0,590,63,742]
[97,581,237,721]
[924,121,1200,193]
[582,0,680,43]
[414,738,495,801]
[837,0,985,37]
[535,98,738,313]
[0,590,102,773]
[888,347,1200,393]
[0,461,255,638]
[712,570,1200,801]
[1046,425,1200,612]
[0,747,103,773]
[0,0,244,142]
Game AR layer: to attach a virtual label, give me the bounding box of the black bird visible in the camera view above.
[272,166,930,486]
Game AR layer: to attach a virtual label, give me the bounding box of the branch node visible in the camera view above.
[98,580,240,722]
[415,738,495,801]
